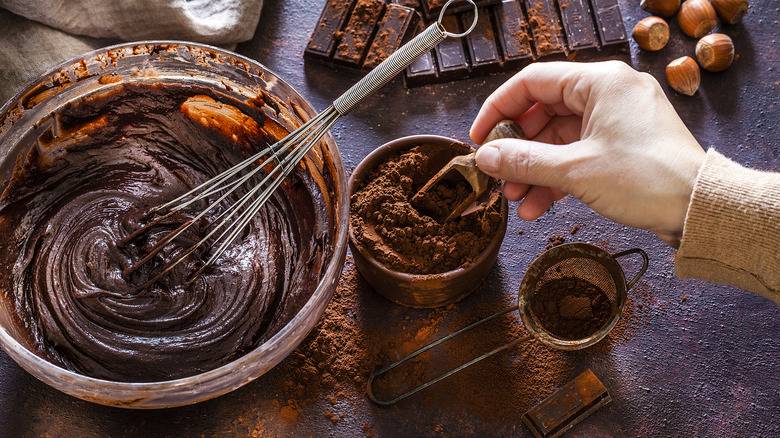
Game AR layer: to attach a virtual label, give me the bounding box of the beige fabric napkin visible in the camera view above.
[0,0,264,104]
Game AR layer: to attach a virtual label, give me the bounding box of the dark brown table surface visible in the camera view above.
[2,1,778,437]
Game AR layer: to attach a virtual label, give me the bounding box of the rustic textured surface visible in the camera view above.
[1,0,778,436]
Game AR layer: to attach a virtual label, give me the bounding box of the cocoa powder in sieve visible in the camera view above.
[532,277,613,340]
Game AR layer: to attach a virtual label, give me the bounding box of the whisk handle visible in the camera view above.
[332,22,445,115]
[333,0,479,115]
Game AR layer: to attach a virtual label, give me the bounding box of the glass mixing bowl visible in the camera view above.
[0,42,348,408]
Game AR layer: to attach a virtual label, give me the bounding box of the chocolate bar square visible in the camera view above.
[589,0,628,47]
[524,0,566,57]
[364,4,420,69]
[462,8,502,74]
[333,0,387,67]
[395,0,421,7]
[421,0,501,21]
[434,15,470,80]
[305,0,357,61]
[558,0,599,51]
[495,0,534,68]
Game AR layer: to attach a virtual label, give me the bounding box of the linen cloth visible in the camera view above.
[676,149,780,305]
[0,0,264,103]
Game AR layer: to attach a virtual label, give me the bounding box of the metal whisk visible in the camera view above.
[121,0,479,287]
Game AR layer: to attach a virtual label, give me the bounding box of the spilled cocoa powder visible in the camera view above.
[350,143,502,274]
[532,277,612,340]
[270,258,657,432]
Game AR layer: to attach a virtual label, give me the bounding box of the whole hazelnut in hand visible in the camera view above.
[711,0,749,25]
[696,33,735,71]
[678,0,718,38]
[666,56,700,96]
[632,16,670,51]
[640,0,681,17]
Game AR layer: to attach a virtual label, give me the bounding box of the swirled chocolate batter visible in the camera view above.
[0,82,329,382]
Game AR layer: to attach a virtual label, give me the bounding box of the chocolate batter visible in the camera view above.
[0,82,329,382]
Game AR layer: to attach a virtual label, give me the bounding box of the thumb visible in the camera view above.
[475,138,578,191]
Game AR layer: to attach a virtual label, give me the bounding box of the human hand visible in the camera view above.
[471,61,706,248]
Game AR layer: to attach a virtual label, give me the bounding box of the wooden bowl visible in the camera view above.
[348,135,508,308]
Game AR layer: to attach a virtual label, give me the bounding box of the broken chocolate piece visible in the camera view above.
[558,0,599,51]
[434,15,470,80]
[590,0,629,47]
[522,369,612,438]
[462,8,502,74]
[364,3,420,69]
[421,0,501,20]
[333,0,386,67]
[495,0,534,68]
[524,0,566,57]
[305,0,357,61]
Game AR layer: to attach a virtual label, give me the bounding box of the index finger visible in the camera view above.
[470,61,600,144]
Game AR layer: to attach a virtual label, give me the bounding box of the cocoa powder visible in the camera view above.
[350,143,502,274]
[532,277,613,340]
[272,259,656,431]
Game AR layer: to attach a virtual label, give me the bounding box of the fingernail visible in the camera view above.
[477,146,500,173]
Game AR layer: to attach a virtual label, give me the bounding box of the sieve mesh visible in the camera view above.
[536,257,619,302]
[527,257,618,340]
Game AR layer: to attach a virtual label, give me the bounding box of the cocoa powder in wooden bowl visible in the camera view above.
[348,135,508,308]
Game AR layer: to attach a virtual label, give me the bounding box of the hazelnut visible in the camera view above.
[711,0,749,25]
[632,17,670,51]
[666,56,700,96]
[678,0,717,38]
[696,33,735,71]
[640,0,681,17]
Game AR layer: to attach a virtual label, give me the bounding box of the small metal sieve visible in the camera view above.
[367,243,648,405]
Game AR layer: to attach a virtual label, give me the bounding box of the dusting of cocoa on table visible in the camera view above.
[546,233,566,249]
[269,257,656,431]
[350,144,502,274]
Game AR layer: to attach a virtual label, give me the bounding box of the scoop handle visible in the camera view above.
[483,119,526,143]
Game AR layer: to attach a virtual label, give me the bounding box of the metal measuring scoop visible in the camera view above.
[411,120,524,222]
[367,242,649,405]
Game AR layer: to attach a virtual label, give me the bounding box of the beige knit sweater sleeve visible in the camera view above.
[675,149,780,305]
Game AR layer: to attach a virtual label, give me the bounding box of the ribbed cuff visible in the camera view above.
[675,149,780,305]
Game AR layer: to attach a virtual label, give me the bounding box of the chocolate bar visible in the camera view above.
[590,0,629,47]
[421,0,501,20]
[522,369,612,438]
[462,8,502,74]
[305,0,419,71]
[495,0,534,67]
[333,0,387,67]
[306,0,630,87]
[364,3,420,69]
[558,0,599,51]
[524,0,566,56]
[306,0,356,61]
[434,15,470,80]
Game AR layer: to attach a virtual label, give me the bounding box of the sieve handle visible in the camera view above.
[612,248,649,289]
[367,306,529,406]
